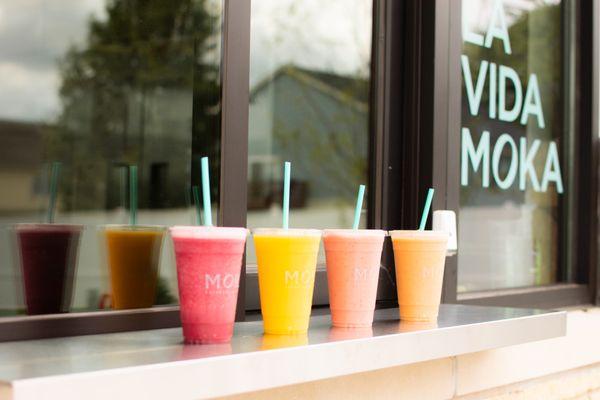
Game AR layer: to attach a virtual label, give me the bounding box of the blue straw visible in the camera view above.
[418,188,435,230]
[200,157,213,226]
[46,162,61,223]
[352,185,366,229]
[129,165,137,226]
[282,161,291,229]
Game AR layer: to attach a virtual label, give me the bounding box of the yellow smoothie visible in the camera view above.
[253,228,321,334]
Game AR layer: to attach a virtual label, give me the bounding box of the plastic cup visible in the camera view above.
[323,229,386,328]
[170,226,247,344]
[14,224,83,315]
[390,230,449,322]
[102,225,166,310]
[253,228,322,335]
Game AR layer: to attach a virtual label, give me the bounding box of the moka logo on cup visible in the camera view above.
[284,270,312,288]
[421,266,437,279]
[203,273,239,293]
[353,267,373,283]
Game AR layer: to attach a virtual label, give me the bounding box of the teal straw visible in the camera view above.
[129,165,137,226]
[120,166,127,211]
[352,184,366,229]
[418,188,435,230]
[200,157,213,226]
[46,162,61,223]
[192,185,202,226]
[282,161,291,229]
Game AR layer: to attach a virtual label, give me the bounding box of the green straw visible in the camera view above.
[120,166,127,210]
[418,188,435,230]
[200,157,213,226]
[352,184,366,229]
[46,162,61,223]
[282,161,291,229]
[129,165,137,226]
[192,185,202,226]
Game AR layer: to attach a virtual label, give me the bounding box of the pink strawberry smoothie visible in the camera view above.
[170,226,247,344]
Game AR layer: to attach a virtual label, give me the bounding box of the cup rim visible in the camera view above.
[388,230,449,240]
[322,228,387,237]
[99,224,167,232]
[252,228,322,237]
[169,225,248,239]
[13,223,84,232]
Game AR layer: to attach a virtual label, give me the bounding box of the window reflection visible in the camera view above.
[246,0,373,265]
[0,0,222,315]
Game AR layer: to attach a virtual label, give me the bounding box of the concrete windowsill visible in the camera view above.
[0,304,566,400]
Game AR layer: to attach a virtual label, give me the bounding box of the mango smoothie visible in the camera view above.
[253,228,321,334]
[102,225,166,310]
[390,230,448,322]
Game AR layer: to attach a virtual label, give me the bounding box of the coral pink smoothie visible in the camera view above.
[323,229,386,328]
[170,226,247,344]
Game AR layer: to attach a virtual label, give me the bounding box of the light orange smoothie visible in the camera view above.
[103,225,166,310]
[323,229,385,328]
[390,230,448,322]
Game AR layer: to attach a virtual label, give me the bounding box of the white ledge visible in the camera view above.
[0,305,566,400]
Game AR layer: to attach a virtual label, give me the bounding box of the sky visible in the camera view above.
[0,0,372,124]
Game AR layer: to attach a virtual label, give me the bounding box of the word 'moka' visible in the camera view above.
[461,0,563,193]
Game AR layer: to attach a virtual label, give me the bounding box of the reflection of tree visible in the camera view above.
[50,0,220,210]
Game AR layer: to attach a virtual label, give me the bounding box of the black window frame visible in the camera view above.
[0,0,598,342]
[416,0,600,308]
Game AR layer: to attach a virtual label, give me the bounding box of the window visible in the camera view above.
[423,0,597,307]
[0,0,223,319]
[244,0,383,309]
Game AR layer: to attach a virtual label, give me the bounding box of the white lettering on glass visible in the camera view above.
[461,127,490,187]
[491,133,518,190]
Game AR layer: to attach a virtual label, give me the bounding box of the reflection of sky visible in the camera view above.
[0,1,106,123]
[250,0,372,86]
[463,0,561,35]
[0,0,371,124]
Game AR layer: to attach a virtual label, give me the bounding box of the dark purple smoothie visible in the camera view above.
[15,224,83,315]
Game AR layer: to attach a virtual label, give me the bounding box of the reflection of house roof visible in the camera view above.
[250,65,369,113]
[0,120,43,169]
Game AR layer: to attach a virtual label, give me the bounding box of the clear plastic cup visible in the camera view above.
[170,226,247,344]
[101,225,166,310]
[390,230,449,322]
[323,229,386,328]
[253,228,322,334]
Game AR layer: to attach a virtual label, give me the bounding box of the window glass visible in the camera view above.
[0,0,222,315]
[458,0,568,291]
[246,0,373,266]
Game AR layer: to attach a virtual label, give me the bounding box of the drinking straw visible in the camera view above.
[129,165,137,226]
[282,161,291,229]
[418,188,435,230]
[192,185,202,226]
[46,162,61,223]
[352,184,366,229]
[120,166,127,211]
[200,157,213,226]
